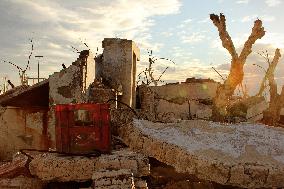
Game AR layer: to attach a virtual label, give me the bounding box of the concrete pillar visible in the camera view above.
[100,38,140,108]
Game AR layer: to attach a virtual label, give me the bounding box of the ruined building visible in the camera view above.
[0,38,284,189]
[0,38,140,160]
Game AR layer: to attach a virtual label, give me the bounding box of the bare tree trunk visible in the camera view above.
[263,86,284,126]
[257,48,281,96]
[260,49,283,126]
[210,13,265,121]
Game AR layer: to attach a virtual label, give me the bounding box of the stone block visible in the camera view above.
[117,119,284,188]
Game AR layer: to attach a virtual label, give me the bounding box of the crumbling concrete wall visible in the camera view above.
[0,106,49,160]
[49,50,95,105]
[149,80,218,101]
[99,38,140,108]
[139,79,218,121]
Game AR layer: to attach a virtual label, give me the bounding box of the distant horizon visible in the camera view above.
[0,0,284,96]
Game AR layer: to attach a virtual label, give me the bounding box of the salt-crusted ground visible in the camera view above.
[117,119,284,188]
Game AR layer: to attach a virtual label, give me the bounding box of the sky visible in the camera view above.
[0,0,284,95]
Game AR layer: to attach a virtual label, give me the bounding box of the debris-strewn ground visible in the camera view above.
[117,118,284,188]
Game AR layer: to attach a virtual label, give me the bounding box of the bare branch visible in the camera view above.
[24,38,34,71]
[239,19,265,63]
[2,60,23,71]
[157,66,169,82]
[210,13,238,60]
[258,48,281,96]
[212,67,225,81]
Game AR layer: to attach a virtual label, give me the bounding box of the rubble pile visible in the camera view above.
[29,148,149,183]
[0,176,44,189]
[0,148,149,188]
[117,119,284,188]
[92,169,135,189]
[0,38,282,188]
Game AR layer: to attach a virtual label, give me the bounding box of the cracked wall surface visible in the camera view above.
[139,81,217,121]
[49,65,84,105]
[149,81,219,101]
[117,119,284,188]
[49,50,95,106]
[0,107,49,160]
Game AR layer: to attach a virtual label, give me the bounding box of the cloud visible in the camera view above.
[161,31,173,37]
[236,0,250,4]
[258,33,284,49]
[265,0,282,7]
[241,14,275,23]
[198,17,210,24]
[178,18,193,29]
[0,0,182,85]
[181,32,205,44]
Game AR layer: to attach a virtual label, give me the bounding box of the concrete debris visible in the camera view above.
[88,87,115,104]
[0,153,29,178]
[29,148,149,182]
[246,98,268,122]
[117,119,284,188]
[92,169,135,189]
[138,83,216,122]
[229,96,268,122]
[133,178,148,189]
[92,169,147,189]
[163,180,214,189]
[0,37,282,188]
[190,100,212,119]
[0,176,45,189]
[94,149,150,178]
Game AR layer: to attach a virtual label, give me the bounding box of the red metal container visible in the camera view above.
[55,103,111,154]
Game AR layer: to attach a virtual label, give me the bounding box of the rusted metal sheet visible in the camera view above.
[55,103,111,154]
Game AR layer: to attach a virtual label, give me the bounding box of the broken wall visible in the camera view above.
[48,50,96,151]
[99,38,140,108]
[49,50,95,105]
[0,107,49,160]
[139,80,219,121]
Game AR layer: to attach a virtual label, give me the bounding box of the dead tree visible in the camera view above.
[210,13,265,121]
[255,49,283,125]
[257,49,281,96]
[137,50,175,86]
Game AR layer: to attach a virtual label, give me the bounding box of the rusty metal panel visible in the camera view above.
[55,103,111,154]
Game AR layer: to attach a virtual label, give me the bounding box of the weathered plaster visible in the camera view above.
[149,82,219,102]
[49,50,96,106]
[0,107,49,160]
[100,38,140,108]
